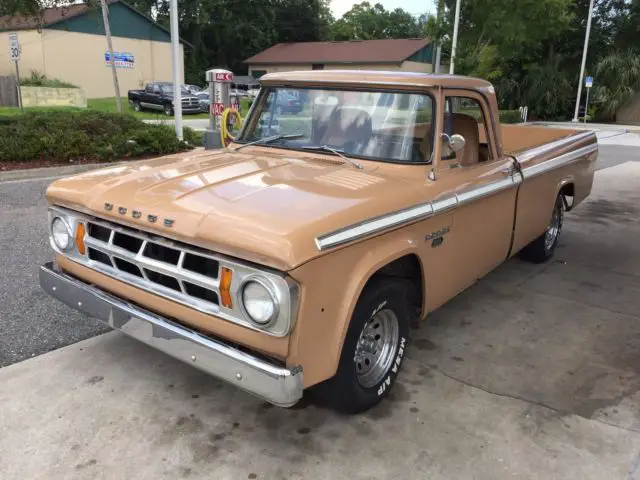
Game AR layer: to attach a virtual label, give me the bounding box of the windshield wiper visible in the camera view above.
[302,145,363,170]
[234,133,304,151]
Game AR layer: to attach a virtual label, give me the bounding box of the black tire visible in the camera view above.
[133,101,141,112]
[521,193,564,264]
[164,103,174,116]
[314,278,411,414]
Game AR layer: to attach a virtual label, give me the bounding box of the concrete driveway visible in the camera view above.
[1,157,640,479]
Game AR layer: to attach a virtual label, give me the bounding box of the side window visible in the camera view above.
[442,96,492,166]
[145,84,154,93]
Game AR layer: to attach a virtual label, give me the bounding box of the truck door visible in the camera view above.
[433,91,520,290]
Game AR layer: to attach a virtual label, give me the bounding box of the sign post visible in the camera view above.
[584,76,593,124]
[8,32,22,110]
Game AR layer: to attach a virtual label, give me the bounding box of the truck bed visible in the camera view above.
[501,124,587,157]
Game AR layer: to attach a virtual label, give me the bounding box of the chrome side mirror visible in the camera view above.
[441,133,466,154]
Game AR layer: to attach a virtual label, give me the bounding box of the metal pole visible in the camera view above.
[572,0,595,122]
[100,0,122,113]
[449,0,462,75]
[434,0,444,74]
[14,60,23,111]
[169,0,183,140]
[584,87,590,123]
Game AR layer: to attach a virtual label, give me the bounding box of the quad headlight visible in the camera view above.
[51,216,72,251]
[239,277,279,326]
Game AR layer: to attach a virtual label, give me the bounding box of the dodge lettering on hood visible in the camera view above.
[40,71,597,413]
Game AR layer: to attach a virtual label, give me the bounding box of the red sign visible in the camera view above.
[211,102,225,116]
[215,72,233,82]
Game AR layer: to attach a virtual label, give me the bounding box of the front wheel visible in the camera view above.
[521,193,564,263]
[164,103,174,116]
[314,278,410,414]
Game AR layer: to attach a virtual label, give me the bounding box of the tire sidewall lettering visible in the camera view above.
[377,336,406,396]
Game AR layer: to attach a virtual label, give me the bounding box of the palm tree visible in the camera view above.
[594,50,640,120]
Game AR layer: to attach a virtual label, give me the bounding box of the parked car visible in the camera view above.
[248,86,260,99]
[184,84,203,95]
[195,90,210,112]
[231,88,250,98]
[270,90,302,115]
[41,71,598,414]
[128,82,201,116]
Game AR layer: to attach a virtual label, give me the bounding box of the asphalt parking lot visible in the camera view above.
[0,143,639,479]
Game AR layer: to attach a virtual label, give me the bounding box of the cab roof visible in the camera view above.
[260,70,494,91]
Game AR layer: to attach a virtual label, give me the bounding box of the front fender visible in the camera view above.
[285,220,440,388]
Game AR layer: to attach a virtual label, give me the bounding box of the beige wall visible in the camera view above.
[0,29,184,98]
[617,92,640,125]
[249,61,434,77]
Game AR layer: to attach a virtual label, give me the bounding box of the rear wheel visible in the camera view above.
[314,278,410,414]
[164,103,174,116]
[521,193,564,263]
[133,101,141,112]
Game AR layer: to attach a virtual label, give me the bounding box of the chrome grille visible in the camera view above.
[84,220,221,313]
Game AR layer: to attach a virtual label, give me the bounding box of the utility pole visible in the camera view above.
[449,0,462,75]
[169,0,183,140]
[572,0,595,122]
[100,0,122,113]
[434,0,444,73]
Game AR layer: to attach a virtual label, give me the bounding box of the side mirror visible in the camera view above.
[441,133,466,154]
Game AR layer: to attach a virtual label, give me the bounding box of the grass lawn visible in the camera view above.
[0,97,253,120]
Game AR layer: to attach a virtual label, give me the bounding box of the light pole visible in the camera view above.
[572,0,595,122]
[449,0,462,75]
[100,0,122,113]
[169,0,183,140]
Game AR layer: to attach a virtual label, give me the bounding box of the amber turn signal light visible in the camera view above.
[75,222,86,255]
[220,267,233,308]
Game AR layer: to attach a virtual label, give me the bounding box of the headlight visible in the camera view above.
[51,217,71,250]
[240,279,279,326]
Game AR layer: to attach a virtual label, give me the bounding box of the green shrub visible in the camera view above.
[499,110,524,124]
[0,111,196,163]
[21,70,78,88]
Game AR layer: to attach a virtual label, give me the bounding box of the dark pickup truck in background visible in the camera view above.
[128,82,201,116]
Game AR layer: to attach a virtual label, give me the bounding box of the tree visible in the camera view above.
[594,49,640,119]
[330,2,422,41]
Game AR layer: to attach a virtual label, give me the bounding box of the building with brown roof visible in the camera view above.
[0,1,188,98]
[244,38,435,79]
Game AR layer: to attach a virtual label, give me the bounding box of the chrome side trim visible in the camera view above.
[521,143,598,179]
[140,102,163,111]
[431,194,458,214]
[515,130,595,163]
[316,174,523,251]
[39,263,303,407]
[315,202,434,250]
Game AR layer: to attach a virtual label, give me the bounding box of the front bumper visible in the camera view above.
[39,262,303,407]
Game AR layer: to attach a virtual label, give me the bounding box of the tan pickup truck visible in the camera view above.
[40,71,597,413]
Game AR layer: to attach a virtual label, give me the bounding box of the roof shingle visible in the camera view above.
[244,38,431,65]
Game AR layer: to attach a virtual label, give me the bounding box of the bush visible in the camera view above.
[21,70,78,89]
[0,111,197,163]
[499,110,524,124]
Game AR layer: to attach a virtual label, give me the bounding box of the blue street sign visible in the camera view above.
[585,76,593,88]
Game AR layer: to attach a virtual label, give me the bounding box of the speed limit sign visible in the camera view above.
[8,33,19,61]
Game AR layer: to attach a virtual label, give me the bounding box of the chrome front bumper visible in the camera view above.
[39,262,303,407]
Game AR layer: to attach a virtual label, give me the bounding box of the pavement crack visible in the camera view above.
[431,367,640,435]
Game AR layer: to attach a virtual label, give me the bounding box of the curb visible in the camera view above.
[0,162,124,182]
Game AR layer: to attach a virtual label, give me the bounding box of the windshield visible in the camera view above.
[238,87,435,163]
[160,85,190,95]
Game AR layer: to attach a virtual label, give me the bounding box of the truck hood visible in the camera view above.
[46,149,424,271]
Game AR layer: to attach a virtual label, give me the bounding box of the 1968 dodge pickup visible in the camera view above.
[40,71,597,413]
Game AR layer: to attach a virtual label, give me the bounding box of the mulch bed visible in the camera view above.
[0,158,105,172]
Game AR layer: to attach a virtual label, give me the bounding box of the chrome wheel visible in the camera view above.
[354,309,399,388]
[544,202,562,251]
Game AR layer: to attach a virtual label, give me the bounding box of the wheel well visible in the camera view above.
[368,254,424,316]
[559,182,575,210]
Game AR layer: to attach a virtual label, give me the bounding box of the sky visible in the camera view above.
[330,0,436,18]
